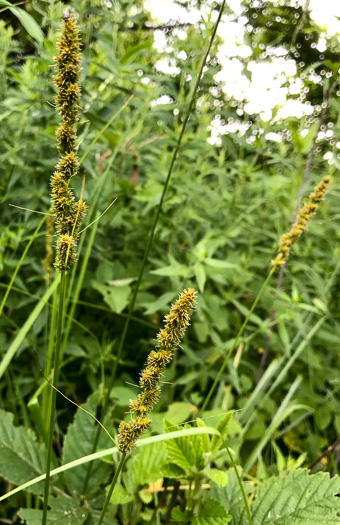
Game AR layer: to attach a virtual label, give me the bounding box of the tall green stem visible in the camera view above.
[82,0,226,494]
[97,453,126,525]
[42,269,66,525]
[201,267,275,413]
[223,440,253,525]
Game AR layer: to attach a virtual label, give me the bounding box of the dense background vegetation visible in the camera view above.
[0,0,340,523]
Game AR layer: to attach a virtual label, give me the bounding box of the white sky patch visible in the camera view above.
[146,0,340,142]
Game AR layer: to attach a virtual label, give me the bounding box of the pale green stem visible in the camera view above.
[201,267,276,413]
[42,269,66,525]
[97,453,126,525]
[223,440,253,525]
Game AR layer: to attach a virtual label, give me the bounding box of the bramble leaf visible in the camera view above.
[0,409,46,495]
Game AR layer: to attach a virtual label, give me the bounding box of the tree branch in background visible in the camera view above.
[309,434,340,470]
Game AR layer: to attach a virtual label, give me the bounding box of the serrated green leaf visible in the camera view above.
[161,462,186,479]
[110,483,134,505]
[62,393,113,497]
[172,506,191,523]
[205,468,228,487]
[192,498,231,524]
[210,467,253,523]
[211,412,233,452]
[244,469,340,525]
[0,409,46,494]
[164,419,204,472]
[18,496,88,524]
[139,489,153,504]
[129,442,168,489]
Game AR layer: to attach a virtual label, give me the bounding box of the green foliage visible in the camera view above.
[1,0,340,522]
[0,409,46,495]
[242,469,340,525]
[62,392,113,497]
[18,496,88,524]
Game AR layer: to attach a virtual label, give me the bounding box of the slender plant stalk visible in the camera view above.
[223,440,253,525]
[0,215,46,317]
[82,0,226,492]
[201,267,275,413]
[42,269,66,525]
[256,75,338,383]
[97,453,126,525]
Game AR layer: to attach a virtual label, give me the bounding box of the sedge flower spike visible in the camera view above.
[118,288,197,453]
[50,10,86,271]
[271,175,331,268]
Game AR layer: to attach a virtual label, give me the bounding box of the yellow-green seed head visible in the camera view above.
[50,11,86,272]
[272,175,331,268]
[117,289,196,452]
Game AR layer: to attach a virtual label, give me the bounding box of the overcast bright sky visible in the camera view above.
[145,0,340,141]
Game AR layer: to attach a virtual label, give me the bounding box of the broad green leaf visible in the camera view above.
[172,506,190,523]
[194,263,206,292]
[205,468,228,487]
[164,419,204,472]
[244,469,340,525]
[18,496,88,524]
[204,258,236,269]
[128,442,168,490]
[211,412,233,452]
[110,483,134,505]
[143,291,176,315]
[110,385,136,406]
[0,1,44,43]
[62,393,113,497]
[0,409,46,495]
[161,462,186,479]
[192,498,231,525]
[151,264,191,277]
[165,402,193,425]
[92,281,130,313]
[210,467,253,523]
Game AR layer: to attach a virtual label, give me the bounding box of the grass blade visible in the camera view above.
[0,426,220,503]
[0,215,46,318]
[0,275,60,380]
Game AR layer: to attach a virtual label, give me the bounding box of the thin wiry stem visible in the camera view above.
[42,269,66,525]
[201,267,275,413]
[223,440,253,525]
[82,0,226,493]
[256,73,338,384]
[97,453,126,525]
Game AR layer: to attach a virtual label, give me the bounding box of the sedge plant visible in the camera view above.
[42,9,86,524]
[82,0,227,495]
[201,174,331,412]
[97,289,197,525]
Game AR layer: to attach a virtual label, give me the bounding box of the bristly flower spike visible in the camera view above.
[50,10,86,271]
[271,175,331,268]
[118,288,197,453]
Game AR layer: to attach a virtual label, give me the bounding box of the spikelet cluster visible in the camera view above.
[50,10,86,271]
[117,289,197,453]
[271,175,331,268]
